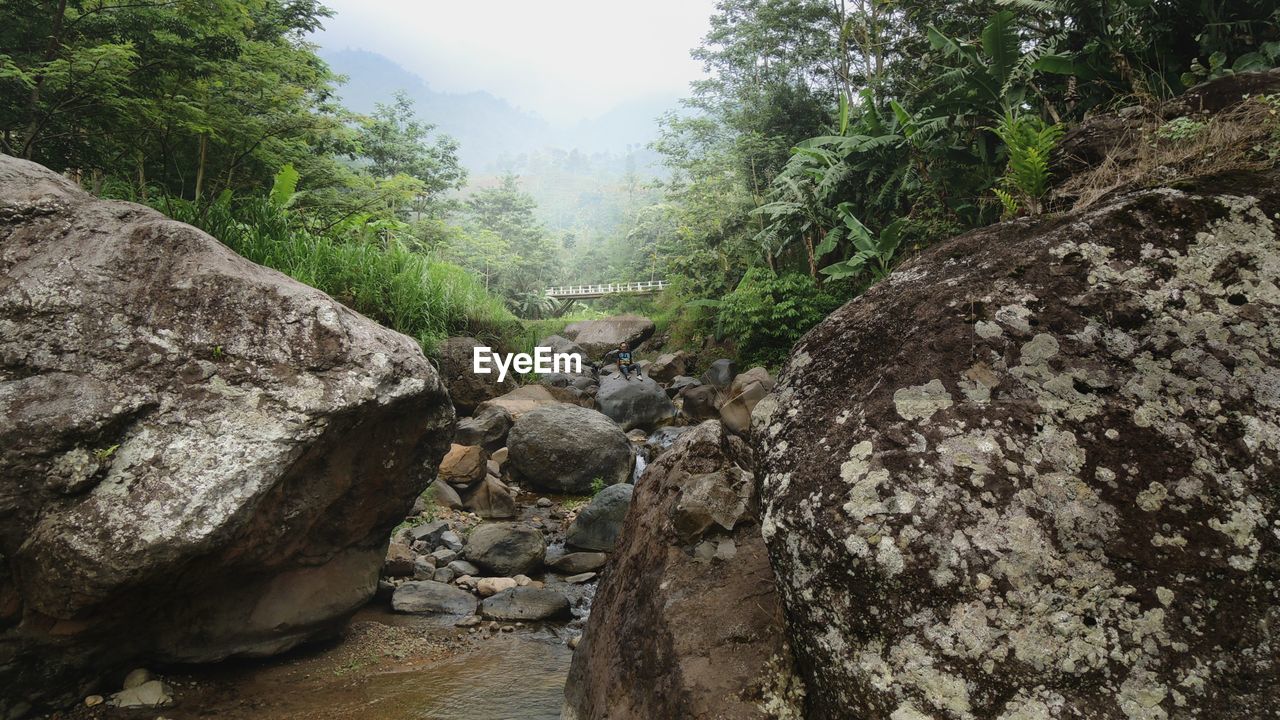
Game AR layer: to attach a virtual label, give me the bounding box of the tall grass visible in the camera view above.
[156,195,518,355]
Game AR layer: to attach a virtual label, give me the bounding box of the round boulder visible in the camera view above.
[506,404,633,493]
[596,374,678,432]
[463,523,546,576]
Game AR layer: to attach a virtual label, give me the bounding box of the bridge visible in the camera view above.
[546,280,669,300]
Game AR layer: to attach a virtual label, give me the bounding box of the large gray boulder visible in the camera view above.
[479,587,571,621]
[536,334,588,368]
[463,523,546,576]
[453,404,513,451]
[506,404,632,493]
[562,315,655,355]
[595,374,677,432]
[437,336,516,415]
[391,581,478,615]
[564,421,799,719]
[647,351,692,383]
[755,175,1280,718]
[0,155,454,714]
[566,483,634,552]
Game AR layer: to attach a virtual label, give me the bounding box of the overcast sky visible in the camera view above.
[312,1,718,124]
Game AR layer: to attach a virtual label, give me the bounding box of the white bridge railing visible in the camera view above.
[546,280,669,298]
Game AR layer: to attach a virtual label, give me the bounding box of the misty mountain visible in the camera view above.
[321,49,677,173]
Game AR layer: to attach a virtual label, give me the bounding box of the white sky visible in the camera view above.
[313,0,718,124]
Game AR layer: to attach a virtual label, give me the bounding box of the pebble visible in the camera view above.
[84,695,104,707]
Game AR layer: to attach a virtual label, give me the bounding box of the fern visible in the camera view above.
[992,111,1064,215]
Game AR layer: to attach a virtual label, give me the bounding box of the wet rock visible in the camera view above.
[479,587,572,621]
[0,156,454,712]
[565,420,798,719]
[549,552,609,574]
[453,405,513,451]
[566,484,633,552]
[647,351,692,384]
[463,523,546,576]
[461,475,517,519]
[700,358,737,389]
[561,315,655,356]
[438,444,488,488]
[391,581,478,616]
[382,542,416,578]
[506,404,633,493]
[596,374,678,431]
[755,175,1280,719]
[437,336,517,415]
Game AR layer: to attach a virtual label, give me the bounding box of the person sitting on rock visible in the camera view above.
[604,342,641,380]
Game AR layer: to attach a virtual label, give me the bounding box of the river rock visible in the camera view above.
[561,315,655,355]
[476,384,586,419]
[548,552,609,574]
[596,374,678,431]
[0,156,454,714]
[463,523,546,576]
[754,175,1280,718]
[476,576,518,597]
[506,404,633,493]
[678,383,721,422]
[408,519,450,546]
[461,475,517,519]
[437,443,487,487]
[700,358,737,389]
[665,375,701,398]
[448,559,480,576]
[564,420,799,719]
[647,351,691,383]
[453,404,513,451]
[537,334,589,367]
[645,426,692,457]
[719,373,772,437]
[382,542,416,577]
[437,336,516,415]
[391,581,478,615]
[479,587,571,621]
[566,484,633,552]
[429,480,464,510]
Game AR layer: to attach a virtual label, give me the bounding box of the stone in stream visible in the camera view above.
[754,163,1280,718]
[391,581,478,616]
[560,315,655,356]
[382,542,416,577]
[438,443,488,488]
[479,587,572,621]
[506,404,633,493]
[0,156,455,713]
[564,420,797,719]
[566,484,633,552]
[548,552,609,574]
[461,475,517,519]
[596,374,678,432]
[463,523,546,576]
[453,404,514,451]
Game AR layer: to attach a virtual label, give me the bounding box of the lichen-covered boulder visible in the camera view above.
[506,403,633,493]
[754,176,1280,719]
[564,421,802,719]
[0,155,454,714]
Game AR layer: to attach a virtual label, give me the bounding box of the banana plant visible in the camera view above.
[819,205,906,282]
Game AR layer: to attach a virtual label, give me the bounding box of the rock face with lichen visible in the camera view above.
[563,421,804,719]
[0,155,454,714]
[754,174,1280,719]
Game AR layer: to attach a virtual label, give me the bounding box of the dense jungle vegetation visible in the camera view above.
[3,0,1278,364]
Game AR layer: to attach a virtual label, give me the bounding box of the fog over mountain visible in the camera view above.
[323,49,678,174]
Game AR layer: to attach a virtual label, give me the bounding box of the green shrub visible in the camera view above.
[716,268,842,368]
